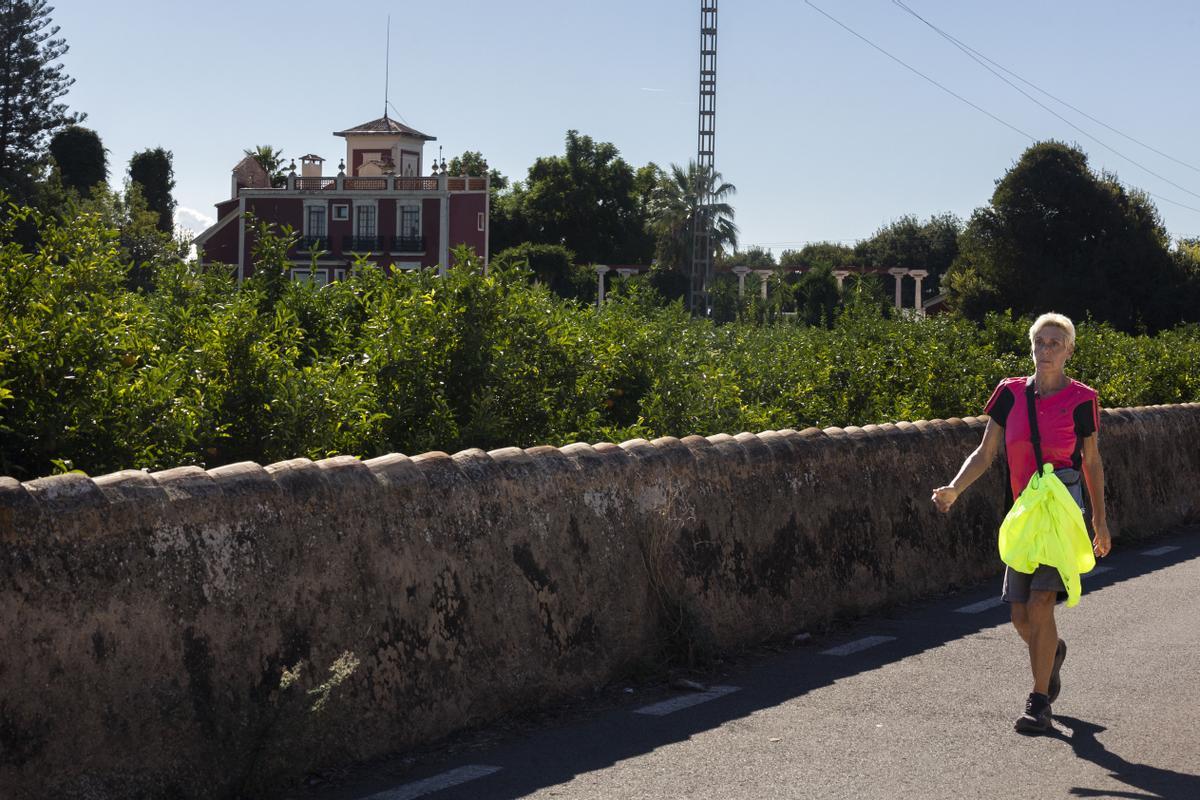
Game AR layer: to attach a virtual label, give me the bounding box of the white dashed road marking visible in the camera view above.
[1141,546,1180,557]
[634,686,741,716]
[820,636,896,656]
[955,597,1005,614]
[360,765,502,800]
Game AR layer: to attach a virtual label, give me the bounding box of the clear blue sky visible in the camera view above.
[53,0,1200,253]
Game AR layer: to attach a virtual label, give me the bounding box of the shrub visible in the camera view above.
[2,201,1198,478]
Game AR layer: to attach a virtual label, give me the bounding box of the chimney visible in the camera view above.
[300,154,325,178]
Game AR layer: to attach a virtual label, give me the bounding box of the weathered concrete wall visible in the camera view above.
[1,404,1197,799]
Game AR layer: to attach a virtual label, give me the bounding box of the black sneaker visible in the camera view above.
[1048,639,1068,704]
[1015,692,1053,734]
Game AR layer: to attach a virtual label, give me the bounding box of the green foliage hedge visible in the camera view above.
[2,205,1199,480]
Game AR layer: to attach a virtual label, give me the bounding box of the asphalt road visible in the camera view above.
[299,526,1200,800]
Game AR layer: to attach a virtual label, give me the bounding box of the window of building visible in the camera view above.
[291,268,329,286]
[356,204,377,238]
[401,151,419,176]
[305,205,327,238]
[477,212,485,232]
[400,205,421,238]
[332,204,349,221]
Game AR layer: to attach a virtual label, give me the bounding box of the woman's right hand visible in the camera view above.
[931,486,959,513]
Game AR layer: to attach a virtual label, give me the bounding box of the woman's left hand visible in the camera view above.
[1092,519,1113,558]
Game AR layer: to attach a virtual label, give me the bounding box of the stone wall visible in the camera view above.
[1,404,1197,799]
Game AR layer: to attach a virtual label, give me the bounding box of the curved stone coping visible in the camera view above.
[2,404,1196,535]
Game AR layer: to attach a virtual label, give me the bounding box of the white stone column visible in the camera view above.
[616,268,637,279]
[908,270,929,317]
[887,268,909,311]
[595,265,610,307]
[833,269,850,292]
[755,269,772,300]
[732,266,751,297]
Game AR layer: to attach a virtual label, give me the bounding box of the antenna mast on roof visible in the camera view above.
[384,16,391,118]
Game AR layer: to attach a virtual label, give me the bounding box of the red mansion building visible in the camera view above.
[195,114,490,282]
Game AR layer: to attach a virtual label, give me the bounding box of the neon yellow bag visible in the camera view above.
[998,464,1096,607]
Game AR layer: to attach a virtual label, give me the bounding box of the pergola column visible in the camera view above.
[595,265,610,307]
[887,268,909,311]
[755,270,772,300]
[908,270,929,317]
[833,269,850,292]
[732,266,751,297]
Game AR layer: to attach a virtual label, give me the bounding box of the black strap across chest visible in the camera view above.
[1025,379,1046,477]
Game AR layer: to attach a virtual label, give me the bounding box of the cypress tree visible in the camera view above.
[49,124,106,195]
[129,147,176,233]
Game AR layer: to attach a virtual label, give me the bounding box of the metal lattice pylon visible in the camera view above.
[690,0,718,315]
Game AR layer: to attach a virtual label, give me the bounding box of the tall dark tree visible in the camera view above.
[0,0,80,198]
[128,147,176,233]
[945,141,1185,332]
[509,130,654,264]
[49,124,106,195]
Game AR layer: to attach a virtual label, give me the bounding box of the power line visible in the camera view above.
[891,0,1200,204]
[802,1,1034,140]
[892,1,1200,175]
[802,1,1200,216]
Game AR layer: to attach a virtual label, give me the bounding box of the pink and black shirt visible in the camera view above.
[984,376,1100,499]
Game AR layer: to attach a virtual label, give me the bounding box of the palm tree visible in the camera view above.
[646,161,738,274]
[243,145,287,188]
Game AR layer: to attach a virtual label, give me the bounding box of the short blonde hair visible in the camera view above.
[1029,313,1076,350]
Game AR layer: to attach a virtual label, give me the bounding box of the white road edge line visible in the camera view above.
[634,685,741,716]
[1141,545,1180,556]
[359,765,502,800]
[955,597,1004,614]
[820,635,896,656]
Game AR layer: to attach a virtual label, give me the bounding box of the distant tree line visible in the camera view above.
[470,133,1200,334]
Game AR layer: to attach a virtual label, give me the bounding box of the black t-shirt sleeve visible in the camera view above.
[985,383,1014,427]
[1073,398,1098,437]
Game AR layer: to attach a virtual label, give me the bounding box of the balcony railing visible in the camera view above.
[272,175,490,194]
[343,177,388,190]
[391,235,425,252]
[394,177,440,191]
[294,177,337,190]
[343,235,383,252]
[297,236,328,251]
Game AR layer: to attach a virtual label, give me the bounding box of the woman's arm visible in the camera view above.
[1081,433,1112,557]
[932,417,1004,513]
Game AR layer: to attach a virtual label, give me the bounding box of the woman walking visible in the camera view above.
[932,313,1112,734]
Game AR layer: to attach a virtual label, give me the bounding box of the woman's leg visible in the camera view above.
[1010,601,1031,644]
[1023,589,1058,695]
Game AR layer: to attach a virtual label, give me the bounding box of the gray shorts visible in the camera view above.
[1002,468,1085,605]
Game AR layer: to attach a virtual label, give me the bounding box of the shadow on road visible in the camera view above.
[303,527,1200,800]
[1054,715,1200,800]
